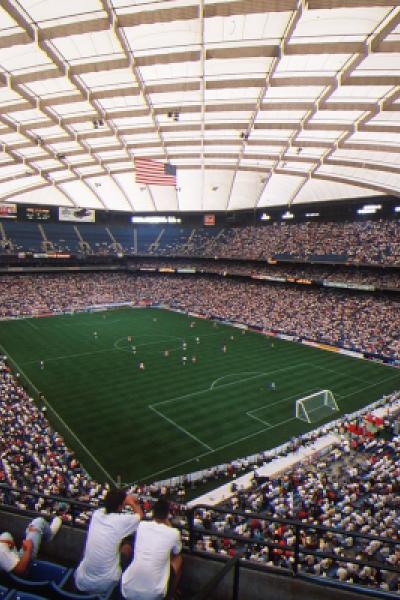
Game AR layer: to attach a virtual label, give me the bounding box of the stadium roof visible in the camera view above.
[0,0,400,213]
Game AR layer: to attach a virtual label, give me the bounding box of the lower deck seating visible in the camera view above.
[0,561,70,599]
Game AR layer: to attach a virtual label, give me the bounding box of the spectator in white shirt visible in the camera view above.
[75,488,143,594]
[121,497,182,600]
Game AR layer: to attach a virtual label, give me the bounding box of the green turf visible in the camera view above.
[1,307,399,485]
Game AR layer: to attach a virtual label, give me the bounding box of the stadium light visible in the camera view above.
[131,216,181,223]
[305,212,320,217]
[282,211,294,220]
[394,207,400,212]
[260,213,271,221]
[357,204,382,215]
[357,208,376,214]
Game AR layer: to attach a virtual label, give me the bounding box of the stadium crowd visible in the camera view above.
[0,272,399,360]
[154,218,400,266]
[133,259,400,290]
[1,217,400,267]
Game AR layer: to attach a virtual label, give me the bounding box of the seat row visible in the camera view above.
[0,560,115,600]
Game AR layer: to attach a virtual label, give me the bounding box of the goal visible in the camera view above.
[295,389,339,424]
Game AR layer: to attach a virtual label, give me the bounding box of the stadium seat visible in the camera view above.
[7,592,48,600]
[1,561,70,596]
[27,561,71,586]
[49,581,115,600]
[0,585,10,600]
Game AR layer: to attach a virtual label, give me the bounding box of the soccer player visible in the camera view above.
[182,356,187,366]
[195,337,200,344]
[138,362,145,370]
[164,350,170,358]
[191,356,197,364]
[94,331,98,339]
[268,382,276,391]
[40,360,44,370]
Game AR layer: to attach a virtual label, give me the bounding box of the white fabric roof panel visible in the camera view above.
[0,0,399,210]
[7,186,73,207]
[257,174,305,208]
[293,179,385,205]
[176,170,203,212]
[228,171,267,211]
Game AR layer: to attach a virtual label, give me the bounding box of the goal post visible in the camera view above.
[295,389,339,424]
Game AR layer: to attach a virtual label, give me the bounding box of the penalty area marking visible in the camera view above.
[146,365,310,473]
[137,414,298,484]
[149,405,213,452]
[125,370,400,485]
[154,363,310,410]
[210,372,268,391]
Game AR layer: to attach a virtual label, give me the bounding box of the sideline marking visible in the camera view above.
[0,342,117,487]
[312,364,371,385]
[24,319,39,331]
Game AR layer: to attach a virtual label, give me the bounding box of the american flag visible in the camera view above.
[134,158,177,186]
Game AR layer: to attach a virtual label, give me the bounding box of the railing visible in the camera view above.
[1,484,400,598]
[0,484,93,528]
[191,554,242,600]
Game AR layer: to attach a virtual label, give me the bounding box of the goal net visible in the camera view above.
[295,389,339,424]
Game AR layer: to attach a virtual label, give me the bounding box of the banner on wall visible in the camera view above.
[25,207,51,220]
[204,214,215,226]
[58,207,95,222]
[0,203,17,218]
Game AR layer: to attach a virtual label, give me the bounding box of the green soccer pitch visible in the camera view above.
[1,306,400,486]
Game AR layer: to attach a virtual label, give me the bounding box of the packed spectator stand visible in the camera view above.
[1,218,400,267]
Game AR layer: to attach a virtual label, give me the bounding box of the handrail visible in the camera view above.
[0,483,95,528]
